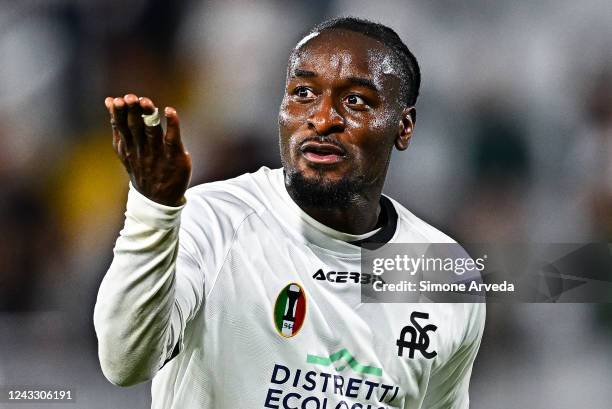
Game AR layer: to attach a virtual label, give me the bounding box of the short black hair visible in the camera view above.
[301,16,421,108]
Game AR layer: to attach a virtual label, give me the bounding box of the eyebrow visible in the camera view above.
[290,69,380,93]
[291,69,316,78]
[346,76,379,92]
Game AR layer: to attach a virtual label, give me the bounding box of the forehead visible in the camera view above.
[289,30,398,78]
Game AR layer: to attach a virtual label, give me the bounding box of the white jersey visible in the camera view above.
[94,166,485,409]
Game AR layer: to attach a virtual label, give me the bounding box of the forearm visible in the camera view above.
[93,185,185,386]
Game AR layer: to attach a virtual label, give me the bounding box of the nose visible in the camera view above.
[307,94,345,135]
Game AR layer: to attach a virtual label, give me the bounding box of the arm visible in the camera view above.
[93,94,195,386]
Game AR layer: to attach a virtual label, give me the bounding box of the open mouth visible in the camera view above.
[300,141,346,164]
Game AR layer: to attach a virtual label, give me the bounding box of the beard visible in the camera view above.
[284,167,365,210]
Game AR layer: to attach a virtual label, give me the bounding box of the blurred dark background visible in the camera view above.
[1,1,612,408]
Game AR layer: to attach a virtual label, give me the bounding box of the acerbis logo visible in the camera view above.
[273,282,307,338]
[312,269,384,285]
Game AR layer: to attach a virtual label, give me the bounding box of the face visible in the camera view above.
[279,29,414,205]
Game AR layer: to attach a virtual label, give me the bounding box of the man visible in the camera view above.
[94,17,485,409]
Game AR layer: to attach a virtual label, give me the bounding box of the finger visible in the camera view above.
[112,97,133,154]
[111,120,121,152]
[116,138,131,170]
[139,97,163,151]
[105,97,121,152]
[125,93,145,155]
[163,107,185,154]
[104,97,114,112]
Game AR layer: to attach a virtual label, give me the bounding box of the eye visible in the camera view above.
[344,94,367,107]
[293,86,316,99]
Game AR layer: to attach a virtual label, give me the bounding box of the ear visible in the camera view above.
[395,107,416,151]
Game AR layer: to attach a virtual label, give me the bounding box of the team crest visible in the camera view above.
[274,282,307,338]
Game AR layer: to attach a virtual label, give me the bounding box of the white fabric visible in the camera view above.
[142,107,160,127]
[94,166,485,409]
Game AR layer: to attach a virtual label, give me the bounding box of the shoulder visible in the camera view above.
[386,197,485,331]
[386,196,456,244]
[176,167,280,273]
[182,166,279,225]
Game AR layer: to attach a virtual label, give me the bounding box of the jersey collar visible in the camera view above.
[268,168,398,255]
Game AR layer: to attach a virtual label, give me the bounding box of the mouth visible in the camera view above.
[299,141,347,165]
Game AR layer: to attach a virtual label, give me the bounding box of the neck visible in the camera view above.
[287,184,383,235]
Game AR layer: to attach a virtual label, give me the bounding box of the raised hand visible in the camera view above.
[105,94,192,207]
